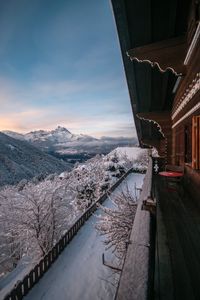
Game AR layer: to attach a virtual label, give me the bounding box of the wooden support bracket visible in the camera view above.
[137,111,172,142]
[142,197,156,215]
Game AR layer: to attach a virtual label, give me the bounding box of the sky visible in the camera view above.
[0,0,136,138]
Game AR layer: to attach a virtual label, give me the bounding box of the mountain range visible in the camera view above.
[3,126,95,145]
[3,127,137,163]
[0,132,71,186]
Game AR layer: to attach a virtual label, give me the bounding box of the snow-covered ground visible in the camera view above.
[22,173,144,300]
[0,260,33,300]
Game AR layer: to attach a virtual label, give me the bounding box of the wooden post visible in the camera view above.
[192,116,200,169]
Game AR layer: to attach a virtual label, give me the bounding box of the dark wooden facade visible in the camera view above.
[111,0,200,194]
[111,1,200,298]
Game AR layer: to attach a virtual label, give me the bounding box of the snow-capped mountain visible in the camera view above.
[2,126,137,164]
[3,126,98,145]
[25,126,73,143]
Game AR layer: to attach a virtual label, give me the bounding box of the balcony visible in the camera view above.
[116,158,200,300]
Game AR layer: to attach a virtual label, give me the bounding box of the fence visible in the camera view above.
[3,168,134,300]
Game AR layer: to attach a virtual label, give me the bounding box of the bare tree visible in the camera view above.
[0,187,26,274]
[95,185,137,259]
[132,151,149,172]
[18,177,74,258]
[0,176,74,275]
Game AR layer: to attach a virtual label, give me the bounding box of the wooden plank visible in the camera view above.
[155,198,174,300]
[198,116,200,169]
[192,115,200,169]
[192,116,196,168]
[196,116,198,168]
[156,176,200,299]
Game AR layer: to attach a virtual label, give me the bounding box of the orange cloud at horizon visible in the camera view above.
[0,107,136,138]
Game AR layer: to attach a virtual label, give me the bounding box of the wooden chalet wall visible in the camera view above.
[111,0,199,167]
[172,0,200,167]
[134,1,200,169]
[126,0,200,166]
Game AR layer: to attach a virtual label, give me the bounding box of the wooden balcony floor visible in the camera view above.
[154,176,200,300]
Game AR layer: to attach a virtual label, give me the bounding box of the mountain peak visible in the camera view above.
[54,126,71,133]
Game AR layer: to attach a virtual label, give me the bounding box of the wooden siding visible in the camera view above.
[171,0,200,167]
[184,164,200,207]
[192,115,200,169]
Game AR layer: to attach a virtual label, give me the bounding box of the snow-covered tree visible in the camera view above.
[69,156,106,211]
[132,151,149,172]
[0,186,26,274]
[0,176,75,275]
[95,185,137,259]
[103,152,127,183]
[16,177,74,258]
[119,153,134,171]
[0,148,140,277]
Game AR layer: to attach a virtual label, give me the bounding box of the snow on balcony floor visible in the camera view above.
[23,173,144,300]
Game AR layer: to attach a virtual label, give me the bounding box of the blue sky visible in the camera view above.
[0,0,136,137]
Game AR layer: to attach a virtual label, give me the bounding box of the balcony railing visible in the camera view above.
[115,158,155,300]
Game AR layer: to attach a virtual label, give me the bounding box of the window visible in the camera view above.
[192,116,200,169]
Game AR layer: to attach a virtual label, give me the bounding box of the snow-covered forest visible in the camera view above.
[0,148,149,280]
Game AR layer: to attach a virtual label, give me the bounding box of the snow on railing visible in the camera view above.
[115,158,154,300]
[3,168,134,300]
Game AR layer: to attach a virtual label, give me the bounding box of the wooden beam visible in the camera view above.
[127,36,187,75]
[137,111,172,138]
[192,116,200,169]
[137,111,171,124]
[138,111,173,164]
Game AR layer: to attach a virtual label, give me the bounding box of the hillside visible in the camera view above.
[0,132,71,186]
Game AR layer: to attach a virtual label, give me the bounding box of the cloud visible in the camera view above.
[0,106,136,137]
[0,75,136,137]
[0,0,137,137]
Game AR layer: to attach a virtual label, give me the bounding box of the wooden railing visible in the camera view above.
[115,158,154,300]
[3,168,133,300]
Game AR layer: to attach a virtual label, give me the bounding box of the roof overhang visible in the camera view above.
[111,0,191,147]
